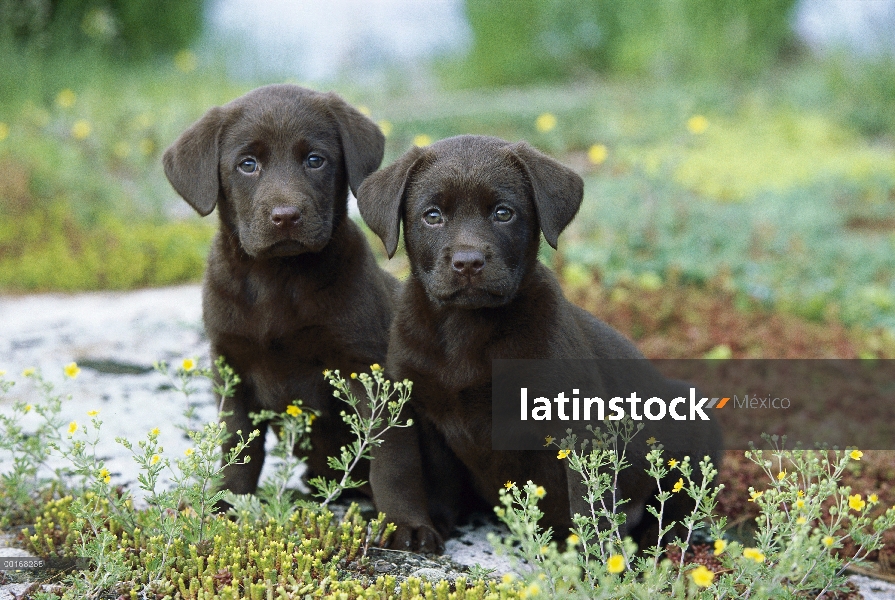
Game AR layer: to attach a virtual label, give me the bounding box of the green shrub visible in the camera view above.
[0,0,204,60]
[451,0,800,86]
[0,206,214,291]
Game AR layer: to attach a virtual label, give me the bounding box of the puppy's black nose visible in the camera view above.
[451,250,485,275]
[271,206,300,229]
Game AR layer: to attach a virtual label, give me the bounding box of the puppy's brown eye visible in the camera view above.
[237,158,258,174]
[306,154,324,169]
[423,208,444,225]
[493,206,514,222]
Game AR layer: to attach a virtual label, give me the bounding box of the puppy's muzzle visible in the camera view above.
[451,250,485,276]
[271,206,301,230]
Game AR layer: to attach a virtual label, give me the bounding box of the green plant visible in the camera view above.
[0,368,68,526]
[0,0,204,60]
[222,400,317,526]
[309,366,414,506]
[493,426,895,598]
[450,0,799,87]
[3,361,518,599]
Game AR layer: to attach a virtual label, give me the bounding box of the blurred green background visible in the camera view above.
[0,0,894,341]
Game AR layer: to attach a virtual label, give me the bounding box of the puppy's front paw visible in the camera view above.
[387,522,444,553]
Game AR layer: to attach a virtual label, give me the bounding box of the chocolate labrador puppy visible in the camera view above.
[357,135,722,551]
[163,84,397,498]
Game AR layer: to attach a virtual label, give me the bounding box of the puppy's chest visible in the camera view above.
[420,384,491,453]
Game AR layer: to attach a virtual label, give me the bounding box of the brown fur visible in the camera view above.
[163,84,397,497]
[357,135,722,551]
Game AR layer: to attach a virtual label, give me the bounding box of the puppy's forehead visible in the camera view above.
[415,137,527,195]
[222,87,339,148]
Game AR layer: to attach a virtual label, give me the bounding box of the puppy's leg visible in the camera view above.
[418,418,471,539]
[370,420,443,552]
[218,384,267,496]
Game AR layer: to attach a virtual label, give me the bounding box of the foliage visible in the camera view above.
[1,363,491,599]
[309,367,414,506]
[823,54,895,139]
[0,0,204,60]
[493,425,895,599]
[0,49,238,292]
[450,0,799,86]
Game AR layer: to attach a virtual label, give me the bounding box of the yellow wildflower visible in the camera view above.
[174,50,198,73]
[308,414,317,424]
[184,448,194,456]
[501,573,515,584]
[687,115,709,135]
[64,362,81,378]
[850,449,863,461]
[350,373,358,379]
[713,539,727,556]
[113,141,131,159]
[68,421,78,434]
[22,367,35,377]
[672,478,684,493]
[777,470,786,481]
[286,405,302,417]
[748,490,763,502]
[150,428,160,436]
[134,112,153,129]
[668,458,678,468]
[534,486,546,498]
[796,516,807,525]
[587,143,608,165]
[606,554,625,574]
[504,480,515,490]
[690,564,715,587]
[795,499,805,509]
[567,533,579,545]
[87,410,99,417]
[797,489,805,497]
[378,120,393,137]
[822,535,835,548]
[151,455,160,465]
[71,120,91,140]
[56,89,76,108]
[535,113,557,133]
[139,138,155,156]
[543,435,554,446]
[181,358,196,372]
[371,363,382,371]
[323,369,331,376]
[23,405,32,414]
[413,134,432,147]
[523,582,540,597]
[848,494,866,511]
[99,468,110,484]
[557,449,570,460]
[869,494,879,504]
[742,547,765,562]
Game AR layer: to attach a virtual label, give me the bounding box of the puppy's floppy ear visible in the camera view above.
[505,141,584,249]
[324,92,386,197]
[163,107,225,217]
[357,146,427,258]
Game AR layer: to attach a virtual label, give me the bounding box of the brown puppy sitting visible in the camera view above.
[163,85,397,499]
[357,135,722,551]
